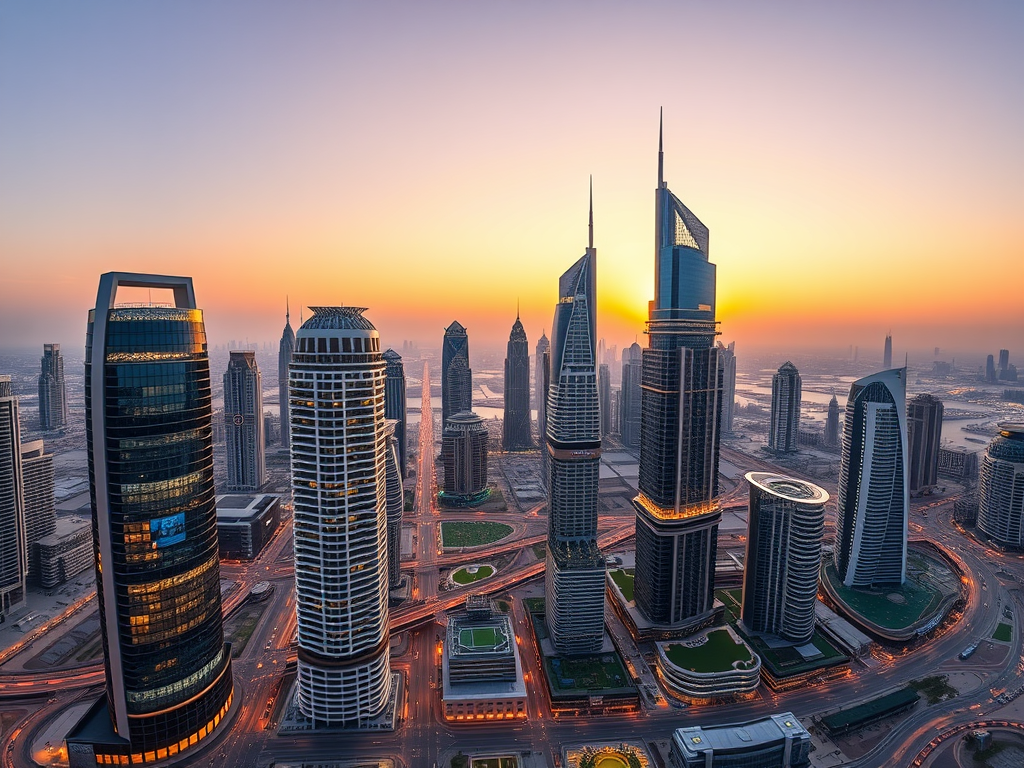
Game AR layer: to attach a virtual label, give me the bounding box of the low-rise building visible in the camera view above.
[656,626,761,703]
[34,517,92,589]
[670,712,811,767]
[215,494,281,560]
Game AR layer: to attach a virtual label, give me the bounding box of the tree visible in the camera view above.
[451,751,469,768]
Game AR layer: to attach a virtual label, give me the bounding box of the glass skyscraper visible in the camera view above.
[69,273,232,766]
[442,320,472,424]
[503,314,532,450]
[278,301,295,449]
[383,349,407,478]
[38,343,69,430]
[976,423,1024,548]
[224,350,266,492]
[769,361,801,453]
[633,116,724,629]
[0,376,27,621]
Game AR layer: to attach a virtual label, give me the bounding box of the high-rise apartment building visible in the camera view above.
[741,473,827,644]
[883,332,893,369]
[442,321,472,424]
[619,342,642,448]
[769,362,801,453]
[976,423,1024,548]
[38,343,69,430]
[278,302,295,449]
[0,376,27,621]
[224,351,266,492]
[21,440,56,583]
[503,315,532,450]
[440,412,489,505]
[999,349,1010,374]
[385,420,404,589]
[718,341,737,433]
[544,193,605,655]
[598,364,612,438]
[834,368,908,588]
[535,331,550,439]
[823,394,840,449]
[290,306,392,725]
[986,355,997,384]
[540,347,551,492]
[907,393,943,493]
[68,273,232,766]
[383,349,407,478]
[633,116,724,630]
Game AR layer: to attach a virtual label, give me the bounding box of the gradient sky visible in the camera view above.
[1,2,1022,361]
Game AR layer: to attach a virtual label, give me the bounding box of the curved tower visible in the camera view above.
[503,314,532,450]
[290,307,391,725]
[278,301,295,449]
[834,367,908,588]
[633,113,723,630]
[768,361,801,453]
[383,349,407,478]
[977,423,1024,547]
[73,273,232,764]
[385,421,404,589]
[742,473,827,643]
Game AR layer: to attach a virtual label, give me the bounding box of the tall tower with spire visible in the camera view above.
[883,332,893,369]
[503,310,532,451]
[278,300,296,449]
[442,321,471,424]
[632,112,724,631]
[545,183,605,655]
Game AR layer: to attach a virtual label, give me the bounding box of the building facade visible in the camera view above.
[35,517,92,589]
[633,118,724,630]
[383,349,407,478]
[535,331,550,441]
[718,341,737,433]
[0,376,27,621]
[278,302,295,449]
[38,343,69,430]
[69,273,232,765]
[215,494,280,560]
[598,363,612,438]
[503,315,532,450]
[824,394,840,449]
[883,333,893,369]
[769,362,801,453]
[385,420,404,588]
[741,473,828,644]
[440,412,489,505]
[290,306,392,725]
[544,201,605,655]
[619,342,643,449]
[907,393,943,493]
[21,440,56,583]
[834,368,908,588]
[670,713,811,768]
[224,351,266,492]
[976,423,1024,547]
[442,321,472,424]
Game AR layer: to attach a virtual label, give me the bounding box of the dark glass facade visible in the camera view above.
[442,321,471,424]
[78,293,232,764]
[503,317,532,450]
[383,349,407,478]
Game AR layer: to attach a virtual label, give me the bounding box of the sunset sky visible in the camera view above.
[1,3,1021,362]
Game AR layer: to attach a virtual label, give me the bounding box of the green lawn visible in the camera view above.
[546,652,630,693]
[460,626,500,648]
[824,563,942,629]
[994,622,1013,642]
[452,564,495,585]
[663,629,753,673]
[609,568,635,601]
[441,521,513,548]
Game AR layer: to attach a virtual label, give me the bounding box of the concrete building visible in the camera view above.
[503,315,532,450]
[741,473,828,644]
[38,343,69,430]
[535,331,550,440]
[544,192,605,655]
[0,376,27,621]
[938,446,979,483]
[976,423,1024,547]
[35,517,93,589]
[769,362,801,453]
[633,115,723,632]
[883,332,893,369]
[385,421,404,588]
[67,273,232,766]
[598,363,612,439]
[442,321,472,425]
[907,393,943,493]
[669,713,811,767]
[215,494,281,560]
[656,626,760,702]
[834,368,908,588]
[21,440,56,583]
[383,349,407,478]
[619,342,642,448]
[224,350,267,492]
[823,394,840,449]
[442,597,527,722]
[290,306,392,726]
[278,301,295,449]
[718,340,737,433]
[441,412,489,506]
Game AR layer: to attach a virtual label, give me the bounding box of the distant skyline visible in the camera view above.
[1,3,1022,358]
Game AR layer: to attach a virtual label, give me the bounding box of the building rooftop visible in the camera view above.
[300,306,375,331]
[215,493,279,521]
[673,712,808,757]
[746,472,830,504]
[35,517,90,547]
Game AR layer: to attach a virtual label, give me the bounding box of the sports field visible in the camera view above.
[459,626,501,649]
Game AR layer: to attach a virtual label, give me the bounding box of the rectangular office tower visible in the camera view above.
[769,362,801,453]
[38,343,69,430]
[290,307,392,726]
[503,315,532,450]
[0,376,27,621]
[834,368,909,588]
[907,393,943,493]
[224,350,267,492]
[633,117,724,630]
[544,193,605,655]
[21,440,57,583]
[383,349,407,477]
[67,274,232,767]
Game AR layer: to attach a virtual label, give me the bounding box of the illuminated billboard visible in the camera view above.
[151,512,186,548]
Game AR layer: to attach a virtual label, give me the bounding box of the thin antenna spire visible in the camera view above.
[517,297,520,320]
[588,175,594,250]
[286,295,290,324]
[658,107,664,188]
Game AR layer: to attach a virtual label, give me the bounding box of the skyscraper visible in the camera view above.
[385,420,404,589]
[38,343,69,430]
[442,321,472,424]
[224,351,267,492]
[976,423,1024,548]
[823,393,840,449]
[619,342,642,448]
[69,273,232,765]
[535,331,550,440]
[883,332,893,369]
[999,349,1010,374]
[718,341,737,433]
[540,347,551,492]
[440,412,489,505]
[278,301,295,449]
[769,362,801,453]
[0,376,27,621]
[503,314,532,450]
[741,473,828,644]
[21,440,56,583]
[598,363,612,438]
[834,367,908,588]
[544,188,605,655]
[290,306,392,725]
[986,354,997,384]
[383,349,407,477]
[907,393,943,493]
[633,115,724,630]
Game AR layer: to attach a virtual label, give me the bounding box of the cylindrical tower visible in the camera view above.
[290,306,391,726]
[977,423,1024,547]
[384,421,403,589]
[741,473,828,643]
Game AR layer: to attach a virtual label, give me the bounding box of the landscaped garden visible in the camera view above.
[441,521,513,548]
[823,562,943,630]
[545,653,631,693]
[663,628,754,673]
[608,568,635,601]
[451,564,495,585]
[994,622,1013,642]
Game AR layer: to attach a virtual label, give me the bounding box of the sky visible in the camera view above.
[1,2,1022,362]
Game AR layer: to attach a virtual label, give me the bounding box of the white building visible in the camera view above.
[977,423,1024,547]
